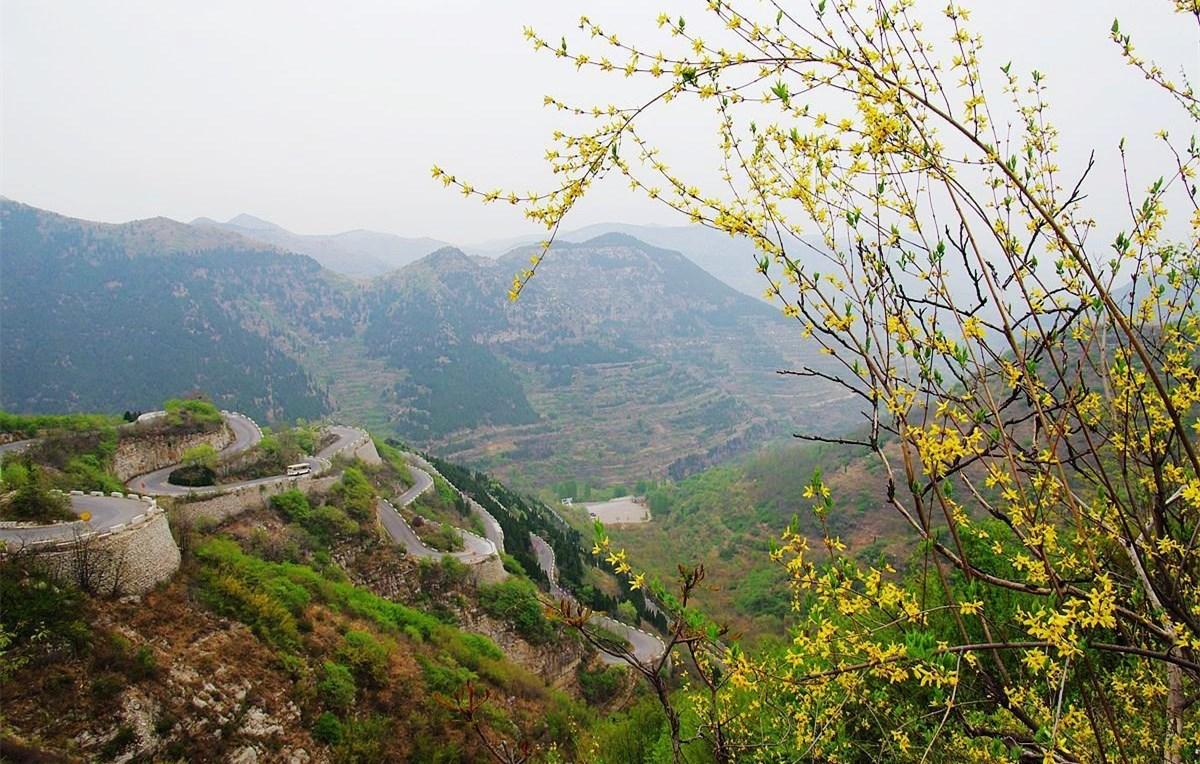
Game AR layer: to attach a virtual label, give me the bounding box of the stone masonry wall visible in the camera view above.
[179,475,339,525]
[352,437,382,467]
[113,425,233,482]
[169,431,379,526]
[470,555,507,585]
[22,504,181,596]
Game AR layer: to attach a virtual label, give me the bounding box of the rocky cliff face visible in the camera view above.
[1,579,322,764]
[335,541,586,687]
[459,607,587,687]
[113,425,233,483]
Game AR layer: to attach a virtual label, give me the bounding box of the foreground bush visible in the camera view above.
[478,578,555,644]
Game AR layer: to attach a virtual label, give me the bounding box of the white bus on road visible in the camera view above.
[286,463,311,477]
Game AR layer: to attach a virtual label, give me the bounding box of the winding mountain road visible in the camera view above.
[375,464,499,564]
[528,532,666,665]
[128,418,365,497]
[1,413,370,548]
[4,417,664,666]
[388,451,665,664]
[402,453,506,552]
[0,494,157,547]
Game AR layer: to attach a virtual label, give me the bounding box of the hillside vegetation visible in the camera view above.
[2,199,856,486]
[0,424,687,761]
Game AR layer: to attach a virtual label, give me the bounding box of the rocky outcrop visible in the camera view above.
[114,425,233,482]
[459,608,586,687]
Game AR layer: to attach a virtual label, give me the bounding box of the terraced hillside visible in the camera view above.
[4,200,858,489]
[365,235,857,486]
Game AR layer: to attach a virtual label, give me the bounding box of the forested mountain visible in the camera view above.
[470,222,829,301]
[197,214,822,300]
[1,201,857,486]
[192,213,450,279]
[361,234,856,485]
[0,200,346,422]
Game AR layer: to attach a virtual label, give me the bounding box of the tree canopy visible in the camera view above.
[444,1,1200,761]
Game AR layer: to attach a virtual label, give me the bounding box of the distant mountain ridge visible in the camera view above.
[192,214,451,279]
[1,200,345,421]
[2,199,857,486]
[192,213,824,300]
[471,222,831,300]
[357,231,854,484]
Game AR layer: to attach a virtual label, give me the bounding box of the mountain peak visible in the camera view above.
[226,213,284,232]
[419,246,478,271]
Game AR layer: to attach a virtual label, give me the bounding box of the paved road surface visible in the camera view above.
[403,453,506,552]
[529,533,666,665]
[0,495,155,546]
[376,465,498,564]
[130,419,363,497]
[0,439,36,456]
[218,412,263,456]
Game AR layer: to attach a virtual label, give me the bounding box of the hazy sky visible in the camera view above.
[3,1,1196,244]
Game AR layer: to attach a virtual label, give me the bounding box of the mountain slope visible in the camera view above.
[2,200,857,487]
[1,200,347,421]
[193,214,450,278]
[471,222,832,301]
[360,234,855,485]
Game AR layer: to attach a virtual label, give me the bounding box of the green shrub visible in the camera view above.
[417,556,470,594]
[374,440,413,486]
[154,711,178,736]
[333,715,390,764]
[0,460,30,489]
[433,475,458,507]
[416,522,463,553]
[182,443,219,469]
[277,652,308,680]
[418,655,475,695]
[0,560,89,651]
[577,663,627,705]
[194,540,305,650]
[1,477,73,523]
[62,453,124,493]
[451,632,503,662]
[90,672,125,701]
[318,661,356,712]
[313,712,345,745]
[163,398,222,427]
[338,630,392,687]
[403,625,424,643]
[271,489,312,523]
[308,505,359,544]
[0,410,119,437]
[478,578,555,643]
[500,553,527,576]
[99,724,136,759]
[167,463,216,487]
[193,538,479,670]
[330,467,375,523]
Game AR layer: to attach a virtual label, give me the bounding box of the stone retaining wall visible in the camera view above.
[350,436,382,467]
[113,425,233,482]
[470,555,507,585]
[6,499,180,595]
[177,475,340,525]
